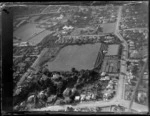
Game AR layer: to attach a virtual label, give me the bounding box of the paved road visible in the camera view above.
[63,34,106,38]
[124,28,148,31]
[114,6,148,113]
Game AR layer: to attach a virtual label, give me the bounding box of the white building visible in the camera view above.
[13,43,19,46]
[63,25,74,30]
[75,96,80,101]
[19,42,28,46]
[80,94,86,102]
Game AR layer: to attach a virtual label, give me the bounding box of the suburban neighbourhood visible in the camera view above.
[13,1,148,113]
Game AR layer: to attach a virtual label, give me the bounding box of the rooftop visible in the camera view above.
[106,44,120,56]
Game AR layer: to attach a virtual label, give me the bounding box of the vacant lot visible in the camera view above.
[47,43,101,71]
[101,23,116,33]
[13,23,44,42]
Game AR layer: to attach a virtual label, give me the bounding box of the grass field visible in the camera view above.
[28,30,53,46]
[47,43,101,71]
[101,23,116,33]
[13,23,44,42]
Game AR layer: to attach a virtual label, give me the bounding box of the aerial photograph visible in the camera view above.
[13,1,148,113]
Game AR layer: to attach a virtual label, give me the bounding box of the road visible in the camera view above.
[114,6,148,112]
[124,28,148,31]
[15,48,49,88]
[63,34,106,38]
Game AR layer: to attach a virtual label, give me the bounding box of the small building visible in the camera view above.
[105,76,110,80]
[106,84,113,89]
[85,95,91,100]
[143,74,148,80]
[13,43,19,46]
[19,42,28,46]
[63,25,74,30]
[101,72,106,76]
[75,96,80,101]
[91,94,96,100]
[80,94,86,101]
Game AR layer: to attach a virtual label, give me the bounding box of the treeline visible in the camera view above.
[13,67,100,110]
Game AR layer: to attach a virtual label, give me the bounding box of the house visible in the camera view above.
[80,94,86,101]
[106,84,113,89]
[85,95,91,100]
[103,90,113,100]
[27,75,33,80]
[108,80,114,84]
[56,14,64,20]
[75,96,80,101]
[19,42,28,46]
[143,74,148,80]
[91,94,96,100]
[63,25,74,30]
[13,43,19,46]
[101,72,106,76]
[105,76,110,80]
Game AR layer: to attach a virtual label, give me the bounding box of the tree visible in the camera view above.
[71,67,78,73]
[64,97,72,104]
[131,65,139,76]
[42,67,49,75]
[56,81,64,97]
[47,95,57,104]
[54,99,65,105]
[126,61,131,66]
[63,88,72,98]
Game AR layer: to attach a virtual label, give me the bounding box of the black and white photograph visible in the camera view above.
[1,1,149,114]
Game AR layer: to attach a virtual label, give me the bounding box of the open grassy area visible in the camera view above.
[47,43,101,71]
[28,30,53,46]
[101,23,116,33]
[14,23,45,42]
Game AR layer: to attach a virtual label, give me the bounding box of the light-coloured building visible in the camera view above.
[75,96,80,101]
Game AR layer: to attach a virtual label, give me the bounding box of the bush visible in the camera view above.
[54,99,65,105]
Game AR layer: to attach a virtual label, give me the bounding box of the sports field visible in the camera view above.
[47,43,101,71]
[13,23,44,42]
[28,30,53,46]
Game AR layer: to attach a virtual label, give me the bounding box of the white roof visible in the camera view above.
[52,74,60,79]
[101,72,106,76]
[75,96,80,100]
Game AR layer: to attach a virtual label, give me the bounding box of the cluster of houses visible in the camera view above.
[74,93,97,102]
[13,42,34,47]
[55,35,104,44]
[74,72,118,102]
[100,72,118,101]
[125,71,135,84]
